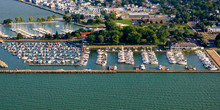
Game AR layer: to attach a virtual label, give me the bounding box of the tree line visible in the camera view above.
[3,15,57,24]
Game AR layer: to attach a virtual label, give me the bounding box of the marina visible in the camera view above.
[0,42,216,71]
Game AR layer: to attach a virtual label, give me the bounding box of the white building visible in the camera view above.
[207,27,220,33]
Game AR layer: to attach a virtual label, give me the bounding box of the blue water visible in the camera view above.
[0,0,62,23]
[0,73,219,109]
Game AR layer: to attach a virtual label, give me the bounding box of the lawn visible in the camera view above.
[116,19,132,25]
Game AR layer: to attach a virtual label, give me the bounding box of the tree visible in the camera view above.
[80,15,85,19]
[20,17,24,22]
[160,20,163,24]
[74,33,80,37]
[87,19,94,25]
[150,20,153,24]
[15,17,20,22]
[112,35,120,44]
[47,16,52,21]
[37,17,42,22]
[127,31,142,44]
[94,15,99,19]
[100,10,107,16]
[98,35,104,43]
[65,33,71,39]
[52,15,57,20]
[87,35,96,44]
[215,33,220,47]
[95,18,102,24]
[3,19,12,24]
[41,17,46,22]
[105,20,117,31]
[17,33,23,39]
[29,16,33,22]
[54,31,59,39]
[63,15,72,23]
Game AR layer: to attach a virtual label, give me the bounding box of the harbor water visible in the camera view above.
[0,0,62,22]
[0,73,219,109]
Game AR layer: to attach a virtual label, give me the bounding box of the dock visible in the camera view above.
[0,60,8,68]
[205,49,220,69]
[17,0,65,16]
[0,70,220,74]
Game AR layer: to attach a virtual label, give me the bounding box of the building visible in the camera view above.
[129,13,149,19]
[170,42,203,50]
[207,27,220,33]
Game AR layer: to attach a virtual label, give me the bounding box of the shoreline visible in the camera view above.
[0,70,220,74]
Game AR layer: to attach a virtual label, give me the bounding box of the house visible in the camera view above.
[170,42,203,50]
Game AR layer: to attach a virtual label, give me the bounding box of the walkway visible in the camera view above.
[205,49,220,69]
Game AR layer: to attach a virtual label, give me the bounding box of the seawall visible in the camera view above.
[0,70,219,74]
[17,0,65,16]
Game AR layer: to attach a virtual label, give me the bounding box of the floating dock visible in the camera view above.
[0,60,8,68]
[205,49,220,70]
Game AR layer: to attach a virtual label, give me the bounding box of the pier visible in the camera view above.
[0,60,8,68]
[205,49,220,69]
[17,0,65,16]
[0,70,220,74]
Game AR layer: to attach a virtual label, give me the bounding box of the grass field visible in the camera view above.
[116,19,132,25]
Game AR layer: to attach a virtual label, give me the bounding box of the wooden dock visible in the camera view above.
[205,49,220,69]
[0,60,8,68]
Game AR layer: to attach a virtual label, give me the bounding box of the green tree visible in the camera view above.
[160,20,163,24]
[98,35,104,43]
[52,15,57,20]
[15,17,20,22]
[47,16,52,21]
[95,18,102,24]
[214,33,220,47]
[65,33,71,39]
[80,15,85,19]
[29,16,33,22]
[41,17,46,21]
[87,19,94,25]
[100,10,107,16]
[74,33,80,37]
[150,20,153,24]
[3,19,12,24]
[127,31,142,44]
[105,20,117,31]
[17,33,23,39]
[54,31,59,39]
[20,17,24,22]
[87,35,96,44]
[37,17,42,22]
[63,15,72,23]
[112,35,120,44]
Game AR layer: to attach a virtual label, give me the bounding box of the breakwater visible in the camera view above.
[0,70,220,74]
[0,60,8,68]
[17,0,65,16]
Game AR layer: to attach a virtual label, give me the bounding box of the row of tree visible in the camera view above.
[3,15,57,24]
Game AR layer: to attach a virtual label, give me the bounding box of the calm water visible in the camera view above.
[0,22,82,36]
[0,0,62,23]
[0,73,220,109]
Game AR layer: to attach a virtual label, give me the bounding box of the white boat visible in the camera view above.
[140,64,146,70]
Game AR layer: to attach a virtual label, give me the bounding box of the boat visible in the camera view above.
[140,64,146,70]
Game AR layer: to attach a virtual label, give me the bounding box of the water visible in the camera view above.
[0,46,207,70]
[0,22,82,36]
[0,0,62,23]
[0,73,219,109]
